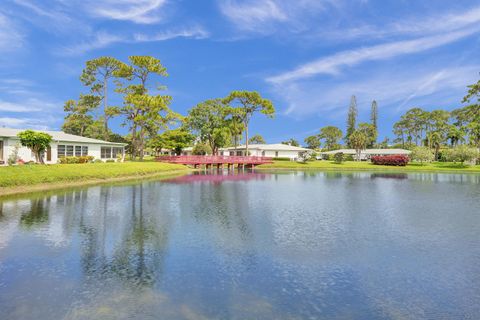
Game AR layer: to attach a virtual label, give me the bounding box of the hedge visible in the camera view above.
[371,155,409,166]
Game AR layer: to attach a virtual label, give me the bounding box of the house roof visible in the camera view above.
[320,148,411,155]
[0,127,126,146]
[221,143,311,151]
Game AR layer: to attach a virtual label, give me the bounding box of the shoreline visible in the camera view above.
[0,169,191,199]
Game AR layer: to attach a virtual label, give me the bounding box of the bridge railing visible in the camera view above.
[156,155,273,164]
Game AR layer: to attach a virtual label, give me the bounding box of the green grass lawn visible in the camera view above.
[0,162,188,188]
[258,160,480,172]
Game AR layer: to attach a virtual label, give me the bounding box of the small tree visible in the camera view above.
[410,146,434,164]
[249,134,266,144]
[7,143,21,165]
[444,145,479,164]
[17,130,52,164]
[349,130,368,161]
[192,143,212,155]
[304,135,321,149]
[281,138,299,147]
[333,152,344,164]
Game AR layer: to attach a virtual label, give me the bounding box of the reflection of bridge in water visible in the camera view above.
[156,156,273,169]
[165,172,270,184]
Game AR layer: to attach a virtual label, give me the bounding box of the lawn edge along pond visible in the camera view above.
[258,160,480,172]
[0,162,190,198]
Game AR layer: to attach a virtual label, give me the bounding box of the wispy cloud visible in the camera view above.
[86,0,168,24]
[267,27,480,84]
[271,65,479,118]
[0,98,59,113]
[133,26,209,42]
[61,26,209,55]
[0,12,24,52]
[0,117,51,130]
[218,0,333,35]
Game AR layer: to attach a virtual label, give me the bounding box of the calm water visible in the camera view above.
[1,171,480,320]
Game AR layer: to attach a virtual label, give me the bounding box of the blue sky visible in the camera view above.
[1,0,479,144]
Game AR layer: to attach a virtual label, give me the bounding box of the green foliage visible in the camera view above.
[357,122,377,148]
[349,130,368,160]
[249,134,266,144]
[410,146,434,164]
[80,56,127,140]
[118,56,176,160]
[319,126,343,150]
[150,129,194,155]
[17,130,52,164]
[272,157,291,161]
[192,143,212,155]
[333,152,344,164]
[7,143,21,165]
[281,138,299,147]
[443,145,479,164]
[345,95,358,147]
[186,99,232,155]
[58,156,94,164]
[304,135,320,149]
[224,90,275,152]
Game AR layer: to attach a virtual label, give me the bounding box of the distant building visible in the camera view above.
[0,128,126,165]
[320,148,411,161]
[220,144,311,160]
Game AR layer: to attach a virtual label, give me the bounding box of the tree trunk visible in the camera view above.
[103,77,109,141]
[244,121,249,156]
[131,124,137,160]
[138,127,145,161]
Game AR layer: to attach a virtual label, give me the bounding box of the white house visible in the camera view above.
[0,128,126,165]
[220,144,312,160]
[320,148,411,161]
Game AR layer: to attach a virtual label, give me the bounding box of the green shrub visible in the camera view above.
[272,157,291,161]
[411,146,434,164]
[58,156,95,164]
[93,159,103,163]
[344,154,354,161]
[443,146,479,164]
[106,159,115,163]
[333,152,344,164]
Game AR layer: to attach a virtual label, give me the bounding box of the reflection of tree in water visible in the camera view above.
[20,197,50,228]
[79,184,171,289]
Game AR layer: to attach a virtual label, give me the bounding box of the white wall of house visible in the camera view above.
[220,148,304,159]
[0,137,124,165]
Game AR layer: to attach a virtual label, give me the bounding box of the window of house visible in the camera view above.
[58,145,66,158]
[101,147,112,159]
[66,145,74,157]
[275,151,279,157]
[75,146,82,157]
[82,146,88,156]
[112,147,123,158]
[262,151,266,157]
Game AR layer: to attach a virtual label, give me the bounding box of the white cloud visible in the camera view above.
[219,0,287,32]
[271,65,479,118]
[267,27,480,84]
[86,0,168,24]
[0,13,24,52]
[218,0,333,34]
[0,117,50,130]
[0,98,58,113]
[61,26,209,55]
[133,26,209,42]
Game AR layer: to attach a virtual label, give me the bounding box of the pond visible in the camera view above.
[0,171,479,319]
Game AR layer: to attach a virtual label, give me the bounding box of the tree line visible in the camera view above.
[62,56,275,159]
[301,76,480,161]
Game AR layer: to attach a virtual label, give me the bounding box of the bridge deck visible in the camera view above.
[156,155,273,166]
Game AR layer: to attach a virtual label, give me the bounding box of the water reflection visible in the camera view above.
[0,171,479,319]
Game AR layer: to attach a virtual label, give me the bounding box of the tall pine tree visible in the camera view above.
[345,95,358,147]
[370,100,378,146]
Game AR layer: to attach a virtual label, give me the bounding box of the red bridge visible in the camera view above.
[156,155,273,168]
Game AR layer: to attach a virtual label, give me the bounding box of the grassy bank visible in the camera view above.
[0,162,189,196]
[258,160,480,172]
